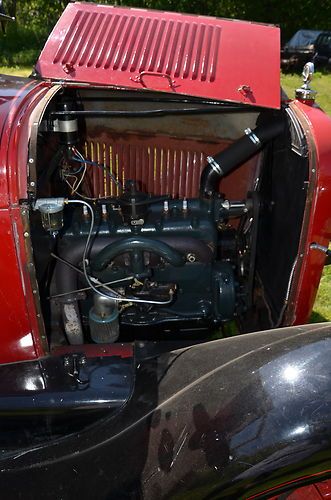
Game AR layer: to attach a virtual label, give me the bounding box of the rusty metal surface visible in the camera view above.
[83,133,258,199]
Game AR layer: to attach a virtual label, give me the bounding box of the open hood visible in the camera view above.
[35,2,280,108]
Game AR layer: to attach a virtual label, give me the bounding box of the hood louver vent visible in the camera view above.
[53,10,221,83]
[36,3,280,108]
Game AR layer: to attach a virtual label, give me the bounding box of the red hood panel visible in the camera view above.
[35,3,280,109]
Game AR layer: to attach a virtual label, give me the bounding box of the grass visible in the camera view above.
[0,65,329,322]
[0,66,31,77]
[311,266,331,322]
[281,71,331,115]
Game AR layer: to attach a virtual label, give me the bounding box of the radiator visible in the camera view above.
[83,133,257,199]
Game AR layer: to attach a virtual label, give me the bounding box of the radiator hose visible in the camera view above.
[200,120,285,197]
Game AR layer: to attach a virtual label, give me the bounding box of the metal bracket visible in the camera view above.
[310,243,331,265]
[63,353,89,386]
[206,156,223,176]
[238,84,252,95]
[131,71,177,90]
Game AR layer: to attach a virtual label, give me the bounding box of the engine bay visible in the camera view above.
[28,88,309,347]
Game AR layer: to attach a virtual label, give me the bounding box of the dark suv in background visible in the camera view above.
[314,31,331,68]
[281,29,322,70]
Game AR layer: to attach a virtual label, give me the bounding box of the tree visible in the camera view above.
[2,0,331,64]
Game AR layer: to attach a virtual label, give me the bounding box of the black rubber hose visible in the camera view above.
[200,119,285,197]
[92,237,186,273]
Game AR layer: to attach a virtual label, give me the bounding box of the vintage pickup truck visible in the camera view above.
[0,2,331,498]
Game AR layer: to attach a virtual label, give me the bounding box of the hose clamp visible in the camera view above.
[245,128,261,146]
[207,156,223,176]
[310,243,331,256]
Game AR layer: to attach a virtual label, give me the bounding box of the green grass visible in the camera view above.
[0,65,329,322]
[0,66,31,77]
[281,71,331,115]
[311,265,331,322]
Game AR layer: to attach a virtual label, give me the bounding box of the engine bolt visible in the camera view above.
[163,200,169,213]
[79,356,87,366]
[24,231,29,238]
[187,253,196,263]
[83,205,89,219]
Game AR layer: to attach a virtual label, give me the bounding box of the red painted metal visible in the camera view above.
[0,207,39,362]
[298,98,316,106]
[317,481,331,497]
[35,3,280,109]
[83,133,258,200]
[288,102,331,325]
[0,76,52,363]
[250,471,331,499]
[268,484,322,499]
[0,75,53,208]
[281,484,323,499]
[267,479,331,499]
[0,75,38,208]
[52,344,133,359]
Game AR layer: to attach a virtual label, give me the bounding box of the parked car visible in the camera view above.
[281,29,322,70]
[314,31,331,68]
[0,3,331,498]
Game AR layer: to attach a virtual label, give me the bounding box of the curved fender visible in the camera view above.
[140,322,331,498]
[1,323,331,499]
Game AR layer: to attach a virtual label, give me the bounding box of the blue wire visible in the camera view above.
[71,155,121,187]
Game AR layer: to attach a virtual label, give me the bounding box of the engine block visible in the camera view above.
[55,186,237,336]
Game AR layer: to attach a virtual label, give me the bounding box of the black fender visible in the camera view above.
[0,323,331,499]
